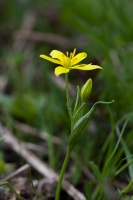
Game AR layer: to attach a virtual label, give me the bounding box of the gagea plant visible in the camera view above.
[40,48,113,200]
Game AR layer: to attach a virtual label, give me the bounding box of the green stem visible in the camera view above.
[0,182,23,200]
[55,74,72,200]
[120,180,133,196]
[55,147,71,200]
[65,74,72,122]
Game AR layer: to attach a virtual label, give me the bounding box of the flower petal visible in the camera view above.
[72,64,102,70]
[54,66,70,76]
[50,50,66,65]
[40,54,61,65]
[71,52,87,65]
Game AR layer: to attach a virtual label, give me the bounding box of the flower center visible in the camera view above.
[63,49,77,68]
[65,57,71,68]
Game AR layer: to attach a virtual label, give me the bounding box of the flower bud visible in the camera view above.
[80,78,92,102]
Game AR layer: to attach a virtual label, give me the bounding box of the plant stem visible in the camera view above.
[0,182,23,200]
[65,74,72,122]
[55,147,71,200]
[55,74,72,200]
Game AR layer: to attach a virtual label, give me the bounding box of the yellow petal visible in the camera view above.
[50,50,66,65]
[54,66,70,76]
[40,54,61,65]
[72,64,102,70]
[71,52,87,65]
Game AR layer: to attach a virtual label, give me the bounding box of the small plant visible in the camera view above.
[40,48,113,200]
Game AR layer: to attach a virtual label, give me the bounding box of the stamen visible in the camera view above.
[70,53,73,59]
[72,48,76,58]
[66,52,69,57]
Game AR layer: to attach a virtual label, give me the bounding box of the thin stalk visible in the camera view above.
[55,147,71,200]
[0,181,23,200]
[65,74,72,122]
[55,74,72,200]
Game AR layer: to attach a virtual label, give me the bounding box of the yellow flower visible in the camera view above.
[40,49,102,76]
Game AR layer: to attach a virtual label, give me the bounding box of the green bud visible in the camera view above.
[80,78,92,102]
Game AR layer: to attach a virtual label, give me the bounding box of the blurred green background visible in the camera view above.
[0,0,133,199]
